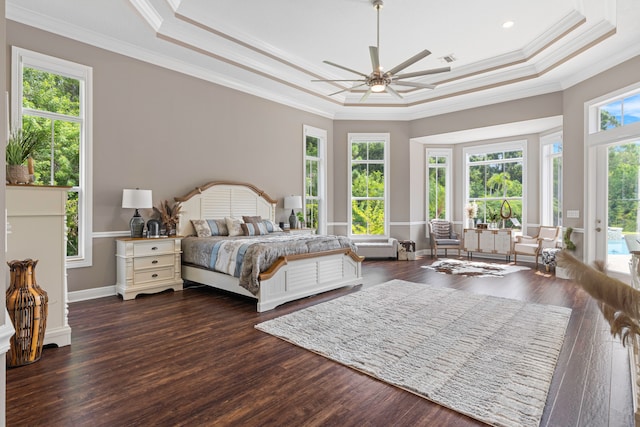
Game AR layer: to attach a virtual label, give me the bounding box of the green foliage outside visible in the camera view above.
[305,136,320,231]
[22,67,81,256]
[428,156,446,219]
[608,142,640,233]
[351,141,385,235]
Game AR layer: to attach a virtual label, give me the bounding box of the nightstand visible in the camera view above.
[115,236,183,300]
[286,228,315,235]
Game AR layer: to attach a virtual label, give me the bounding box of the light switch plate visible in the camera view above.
[566,209,580,218]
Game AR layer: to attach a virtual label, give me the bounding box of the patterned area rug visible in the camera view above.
[423,258,530,277]
[256,280,571,427]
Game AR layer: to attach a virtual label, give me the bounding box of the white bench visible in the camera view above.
[355,238,398,259]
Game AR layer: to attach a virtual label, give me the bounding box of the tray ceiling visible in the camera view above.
[6,0,640,120]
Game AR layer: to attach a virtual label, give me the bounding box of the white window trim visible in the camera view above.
[303,125,327,235]
[425,147,452,224]
[463,140,527,230]
[12,46,93,268]
[540,131,563,227]
[347,132,390,239]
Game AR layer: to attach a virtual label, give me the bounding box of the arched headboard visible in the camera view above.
[175,181,277,236]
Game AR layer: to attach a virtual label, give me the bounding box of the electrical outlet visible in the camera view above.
[566,210,580,219]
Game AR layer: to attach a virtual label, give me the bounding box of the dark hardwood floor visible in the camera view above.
[6,256,635,426]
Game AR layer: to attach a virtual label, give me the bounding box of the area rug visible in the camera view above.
[423,258,530,277]
[256,280,571,427]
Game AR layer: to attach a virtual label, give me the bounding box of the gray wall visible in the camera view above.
[7,21,333,292]
[6,20,640,292]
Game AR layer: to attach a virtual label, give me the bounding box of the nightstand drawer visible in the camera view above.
[134,254,174,270]
[133,267,174,285]
[133,240,174,257]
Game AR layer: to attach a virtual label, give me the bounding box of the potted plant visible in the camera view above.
[487,207,501,229]
[6,126,42,184]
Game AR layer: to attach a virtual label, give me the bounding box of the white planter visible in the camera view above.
[555,266,570,280]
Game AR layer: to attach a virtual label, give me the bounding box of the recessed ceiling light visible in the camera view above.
[502,20,515,29]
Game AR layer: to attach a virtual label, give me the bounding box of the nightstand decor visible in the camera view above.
[284,195,302,229]
[6,259,48,367]
[122,188,152,238]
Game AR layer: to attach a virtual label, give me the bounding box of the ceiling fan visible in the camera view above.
[313,0,451,102]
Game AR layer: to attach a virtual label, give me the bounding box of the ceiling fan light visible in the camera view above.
[371,83,386,92]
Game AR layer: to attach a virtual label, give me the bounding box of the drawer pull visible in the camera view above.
[152,273,158,278]
[152,260,158,264]
[152,246,158,251]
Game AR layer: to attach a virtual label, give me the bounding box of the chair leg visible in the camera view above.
[514,253,517,265]
[535,254,539,269]
[445,249,448,257]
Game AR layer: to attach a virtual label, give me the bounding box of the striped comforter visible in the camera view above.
[182,233,356,295]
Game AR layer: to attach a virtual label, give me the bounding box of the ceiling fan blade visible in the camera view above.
[312,79,367,82]
[392,81,437,90]
[394,67,451,79]
[386,49,431,76]
[329,83,367,96]
[360,89,373,102]
[323,60,369,78]
[385,85,403,99]
[369,46,380,72]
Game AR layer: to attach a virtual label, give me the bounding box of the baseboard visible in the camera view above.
[68,285,117,303]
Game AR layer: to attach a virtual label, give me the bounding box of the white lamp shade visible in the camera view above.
[284,195,302,210]
[122,189,153,209]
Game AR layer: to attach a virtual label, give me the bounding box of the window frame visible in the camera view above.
[303,125,327,235]
[463,140,527,229]
[540,131,563,227]
[347,132,390,239]
[12,46,93,268]
[426,148,452,223]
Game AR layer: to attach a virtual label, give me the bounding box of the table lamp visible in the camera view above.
[284,195,302,229]
[122,188,152,237]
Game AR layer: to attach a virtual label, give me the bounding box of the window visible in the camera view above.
[348,133,389,237]
[464,141,525,228]
[598,93,640,131]
[12,47,93,267]
[303,125,327,235]
[541,132,563,226]
[427,148,451,220]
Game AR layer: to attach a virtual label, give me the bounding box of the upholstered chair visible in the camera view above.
[428,219,462,258]
[513,226,561,268]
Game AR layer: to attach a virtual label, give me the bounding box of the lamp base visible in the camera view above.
[289,209,297,229]
[130,211,145,238]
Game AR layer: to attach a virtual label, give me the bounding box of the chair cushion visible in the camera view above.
[538,227,558,239]
[514,243,538,255]
[431,220,451,239]
[435,238,460,246]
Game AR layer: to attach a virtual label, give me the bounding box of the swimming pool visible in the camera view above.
[609,239,630,255]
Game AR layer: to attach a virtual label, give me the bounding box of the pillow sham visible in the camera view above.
[225,216,245,237]
[241,221,268,236]
[242,215,262,224]
[206,219,229,236]
[261,219,283,233]
[191,219,212,237]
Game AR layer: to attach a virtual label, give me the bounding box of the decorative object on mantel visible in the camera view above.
[122,188,153,238]
[153,200,182,236]
[5,126,43,184]
[284,195,302,229]
[500,199,512,227]
[6,259,48,367]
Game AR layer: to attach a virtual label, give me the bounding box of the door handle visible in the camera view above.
[596,227,602,232]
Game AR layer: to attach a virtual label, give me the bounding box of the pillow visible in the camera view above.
[191,219,212,237]
[241,221,268,236]
[242,215,262,224]
[225,216,245,237]
[206,219,229,236]
[261,219,282,233]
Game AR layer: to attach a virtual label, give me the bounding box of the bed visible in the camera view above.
[175,181,364,312]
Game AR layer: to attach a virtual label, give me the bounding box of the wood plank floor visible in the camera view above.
[6,256,635,426]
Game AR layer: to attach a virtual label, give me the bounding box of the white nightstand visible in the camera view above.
[115,236,183,300]
[286,228,315,235]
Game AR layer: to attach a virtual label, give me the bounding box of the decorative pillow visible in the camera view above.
[261,219,282,233]
[241,221,268,236]
[242,215,262,224]
[225,216,245,237]
[431,220,451,239]
[191,219,212,237]
[206,219,229,236]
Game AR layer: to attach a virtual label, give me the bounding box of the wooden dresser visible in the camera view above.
[6,185,71,347]
[115,236,183,300]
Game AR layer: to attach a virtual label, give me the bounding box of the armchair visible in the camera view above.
[428,219,462,258]
[513,226,561,268]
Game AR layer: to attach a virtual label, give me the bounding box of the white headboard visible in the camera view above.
[175,181,277,236]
